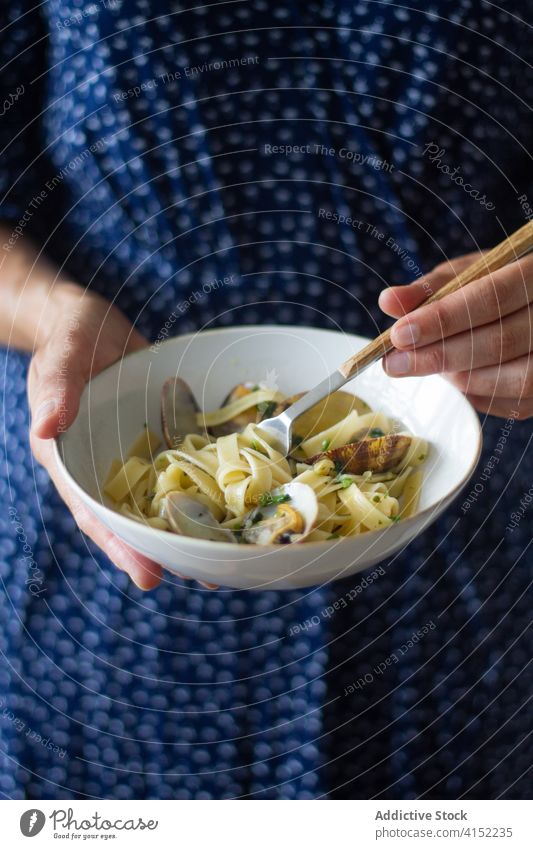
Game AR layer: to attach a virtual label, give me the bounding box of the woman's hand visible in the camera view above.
[379,252,533,419]
[28,283,164,590]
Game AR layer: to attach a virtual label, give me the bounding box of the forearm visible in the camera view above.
[0,225,79,351]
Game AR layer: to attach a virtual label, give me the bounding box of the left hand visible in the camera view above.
[379,252,533,420]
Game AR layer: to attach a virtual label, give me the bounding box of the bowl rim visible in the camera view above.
[53,324,483,553]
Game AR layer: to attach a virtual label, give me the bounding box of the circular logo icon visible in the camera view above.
[20,810,46,837]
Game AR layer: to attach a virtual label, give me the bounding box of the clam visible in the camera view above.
[240,482,318,545]
[302,434,411,475]
[209,382,264,437]
[161,377,201,448]
[163,491,236,542]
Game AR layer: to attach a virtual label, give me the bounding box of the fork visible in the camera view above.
[258,220,533,454]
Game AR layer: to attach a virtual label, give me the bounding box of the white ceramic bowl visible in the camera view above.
[54,326,482,590]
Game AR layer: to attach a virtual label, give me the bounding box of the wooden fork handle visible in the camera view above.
[338,219,533,380]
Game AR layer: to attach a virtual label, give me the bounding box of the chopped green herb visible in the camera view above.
[233,526,246,543]
[369,427,385,438]
[418,454,426,461]
[259,491,291,507]
[257,400,277,419]
[392,515,401,523]
[251,384,260,391]
[339,475,353,489]
[292,434,304,447]
[373,495,381,503]
[334,459,345,475]
[321,438,331,451]
[327,533,340,540]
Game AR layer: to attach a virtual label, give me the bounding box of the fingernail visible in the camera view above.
[391,321,419,348]
[34,399,57,424]
[386,351,411,375]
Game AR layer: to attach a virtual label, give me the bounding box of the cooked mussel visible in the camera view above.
[302,434,411,475]
[161,377,201,448]
[163,491,236,542]
[240,482,318,545]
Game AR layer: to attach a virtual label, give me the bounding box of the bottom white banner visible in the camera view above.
[2,799,530,848]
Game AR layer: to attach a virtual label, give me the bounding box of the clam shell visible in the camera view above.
[161,377,201,448]
[164,491,236,542]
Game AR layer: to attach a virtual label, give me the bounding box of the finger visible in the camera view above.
[69,498,163,590]
[384,307,533,376]
[31,437,163,590]
[462,393,533,420]
[388,254,533,350]
[173,571,219,589]
[378,253,481,318]
[99,534,163,591]
[445,355,533,400]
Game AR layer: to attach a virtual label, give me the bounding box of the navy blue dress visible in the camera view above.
[0,1,531,799]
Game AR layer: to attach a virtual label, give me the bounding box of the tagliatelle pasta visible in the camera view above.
[104,382,428,544]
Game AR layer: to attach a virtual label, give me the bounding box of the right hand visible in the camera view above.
[28,283,164,590]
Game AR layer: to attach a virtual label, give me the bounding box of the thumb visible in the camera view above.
[28,336,91,440]
[378,252,482,318]
[28,291,149,441]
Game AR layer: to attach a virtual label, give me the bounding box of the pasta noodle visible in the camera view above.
[105,383,428,544]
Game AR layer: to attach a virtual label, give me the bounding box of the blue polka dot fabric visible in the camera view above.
[0,1,532,799]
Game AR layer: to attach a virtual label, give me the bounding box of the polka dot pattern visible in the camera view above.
[0,1,531,799]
